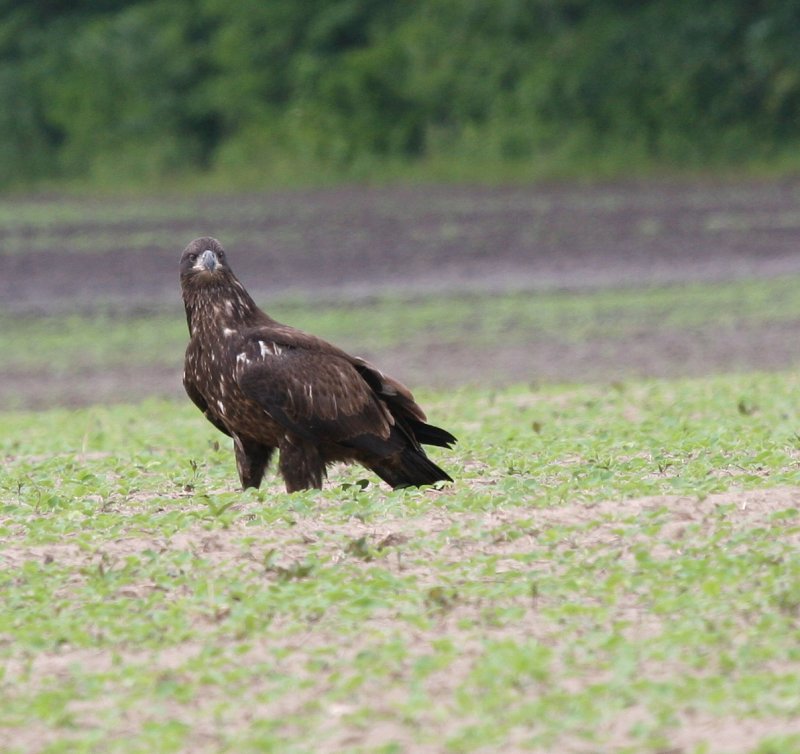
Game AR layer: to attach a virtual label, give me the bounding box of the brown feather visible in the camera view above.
[179,237,455,492]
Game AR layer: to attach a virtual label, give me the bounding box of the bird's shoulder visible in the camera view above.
[234,321,353,368]
[231,324,381,420]
[235,324,426,421]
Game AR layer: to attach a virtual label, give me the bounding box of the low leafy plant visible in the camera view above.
[2,373,800,752]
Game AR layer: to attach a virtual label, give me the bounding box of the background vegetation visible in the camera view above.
[5,0,800,190]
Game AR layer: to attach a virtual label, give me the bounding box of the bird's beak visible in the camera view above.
[197,249,218,272]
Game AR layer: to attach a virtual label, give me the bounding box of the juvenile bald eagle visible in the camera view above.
[180,237,456,493]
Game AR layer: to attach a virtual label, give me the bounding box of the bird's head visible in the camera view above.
[180,237,262,334]
[180,237,231,285]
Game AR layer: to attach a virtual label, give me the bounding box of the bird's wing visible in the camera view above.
[350,356,427,421]
[235,335,396,450]
[351,356,456,448]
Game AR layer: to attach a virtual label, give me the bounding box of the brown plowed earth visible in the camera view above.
[3,178,800,406]
[5,179,800,312]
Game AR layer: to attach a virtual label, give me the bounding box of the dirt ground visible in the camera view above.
[3,485,799,753]
[4,177,800,405]
[7,179,800,311]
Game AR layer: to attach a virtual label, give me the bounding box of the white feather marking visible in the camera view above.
[223,327,235,337]
[216,399,226,415]
[305,384,314,403]
[236,352,248,365]
[259,340,283,357]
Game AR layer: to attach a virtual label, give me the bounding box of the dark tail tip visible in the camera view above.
[371,447,453,490]
[410,420,457,449]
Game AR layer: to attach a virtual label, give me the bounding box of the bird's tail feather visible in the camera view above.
[407,419,457,448]
[370,447,453,490]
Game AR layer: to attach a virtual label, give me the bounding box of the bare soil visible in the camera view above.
[7,179,800,312]
[4,177,800,403]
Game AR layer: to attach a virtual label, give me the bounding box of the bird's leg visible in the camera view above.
[233,435,274,489]
[278,436,325,492]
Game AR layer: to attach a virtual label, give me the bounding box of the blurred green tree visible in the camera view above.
[2,0,800,188]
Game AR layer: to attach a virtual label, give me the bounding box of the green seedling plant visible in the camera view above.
[2,372,800,752]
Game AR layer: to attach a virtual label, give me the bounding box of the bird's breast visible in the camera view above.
[186,331,283,445]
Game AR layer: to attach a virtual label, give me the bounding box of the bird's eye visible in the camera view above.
[188,253,197,262]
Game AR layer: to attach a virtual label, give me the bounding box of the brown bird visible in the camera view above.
[180,237,456,493]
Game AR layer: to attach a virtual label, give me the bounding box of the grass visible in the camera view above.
[5,273,800,396]
[3,373,800,752]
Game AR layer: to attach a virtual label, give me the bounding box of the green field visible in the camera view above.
[3,372,800,753]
